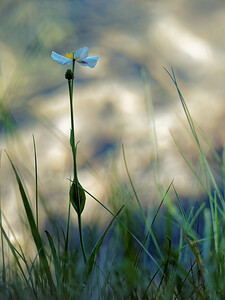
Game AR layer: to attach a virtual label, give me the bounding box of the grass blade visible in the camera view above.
[0,225,30,287]
[134,180,173,268]
[0,149,6,284]
[6,152,56,294]
[83,187,162,271]
[165,67,224,205]
[122,144,164,261]
[45,230,61,285]
[84,205,124,280]
[32,135,38,229]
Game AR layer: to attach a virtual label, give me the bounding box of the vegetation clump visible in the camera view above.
[0,58,224,300]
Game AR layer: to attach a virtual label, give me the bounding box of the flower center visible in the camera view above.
[65,52,74,59]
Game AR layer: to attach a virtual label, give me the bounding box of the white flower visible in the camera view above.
[51,47,98,68]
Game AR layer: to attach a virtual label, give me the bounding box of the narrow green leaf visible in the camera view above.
[64,200,71,255]
[45,230,61,285]
[82,187,162,271]
[0,149,6,284]
[134,180,173,268]
[84,205,124,280]
[0,225,29,286]
[32,135,38,230]
[6,152,56,294]
[213,193,219,254]
[165,67,224,205]
[122,144,164,261]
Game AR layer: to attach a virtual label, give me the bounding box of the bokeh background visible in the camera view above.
[0,0,224,243]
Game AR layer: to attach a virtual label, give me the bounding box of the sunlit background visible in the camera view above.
[0,0,224,243]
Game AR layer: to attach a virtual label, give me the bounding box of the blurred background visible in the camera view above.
[0,0,224,242]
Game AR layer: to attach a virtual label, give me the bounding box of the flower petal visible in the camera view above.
[77,56,99,68]
[74,47,89,60]
[51,51,72,65]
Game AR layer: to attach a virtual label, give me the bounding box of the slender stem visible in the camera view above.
[68,79,77,179]
[64,200,71,255]
[68,62,87,263]
[78,213,87,263]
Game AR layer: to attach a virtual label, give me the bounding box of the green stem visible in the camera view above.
[78,213,87,263]
[68,61,87,264]
[68,79,77,179]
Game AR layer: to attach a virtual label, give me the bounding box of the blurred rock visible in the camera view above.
[0,0,224,244]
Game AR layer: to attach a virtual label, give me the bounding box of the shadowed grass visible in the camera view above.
[0,68,224,299]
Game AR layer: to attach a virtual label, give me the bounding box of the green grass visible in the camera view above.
[0,68,224,300]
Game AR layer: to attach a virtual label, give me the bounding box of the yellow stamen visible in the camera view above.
[65,52,74,59]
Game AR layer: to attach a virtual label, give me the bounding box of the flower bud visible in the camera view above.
[65,69,74,80]
[70,180,86,215]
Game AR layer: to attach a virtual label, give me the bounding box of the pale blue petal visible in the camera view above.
[77,56,99,68]
[51,51,72,66]
[74,47,89,59]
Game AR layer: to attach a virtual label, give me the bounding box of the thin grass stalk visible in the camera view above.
[0,212,6,284]
[0,149,6,284]
[178,228,184,264]
[133,180,174,268]
[171,133,224,226]
[184,235,206,293]
[196,124,222,165]
[0,225,31,290]
[45,230,61,286]
[1,211,37,294]
[156,238,171,295]
[213,193,219,254]
[172,183,204,232]
[32,135,38,230]
[0,150,6,284]
[64,199,71,255]
[122,144,164,261]
[82,186,162,271]
[165,67,223,205]
[84,205,124,281]
[142,264,162,298]
[170,132,207,192]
